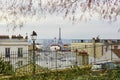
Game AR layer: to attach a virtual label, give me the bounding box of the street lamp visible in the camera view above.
[75,49,78,66]
[92,38,96,64]
[111,44,113,61]
[54,47,58,79]
[31,31,37,78]
[54,48,57,71]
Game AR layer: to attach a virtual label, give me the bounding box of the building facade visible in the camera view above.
[71,40,103,58]
[0,35,28,68]
[98,44,120,62]
[71,39,120,64]
[77,51,89,65]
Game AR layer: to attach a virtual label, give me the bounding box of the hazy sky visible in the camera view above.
[0,14,120,39]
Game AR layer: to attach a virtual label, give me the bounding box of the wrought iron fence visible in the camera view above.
[0,45,120,79]
[0,51,79,69]
[0,50,89,79]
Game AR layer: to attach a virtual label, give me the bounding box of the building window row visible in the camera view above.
[5,48,23,58]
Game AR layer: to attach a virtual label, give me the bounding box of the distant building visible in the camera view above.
[71,39,103,59]
[77,51,89,65]
[98,44,120,62]
[28,43,43,52]
[50,44,61,51]
[71,38,120,63]
[49,28,70,51]
[63,44,70,51]
[0,35,28,68]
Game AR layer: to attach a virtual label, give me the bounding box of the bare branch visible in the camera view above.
[0,0,119,28]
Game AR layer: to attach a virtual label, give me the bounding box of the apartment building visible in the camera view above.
[0,35,28,67]
[71,38,120,63]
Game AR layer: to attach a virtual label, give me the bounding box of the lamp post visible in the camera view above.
[93,38,96,64]
[54,47,58,79]
[55,48,57,71]
[31,31,37,78]
[111,44,112,61]
[75,49,78,66]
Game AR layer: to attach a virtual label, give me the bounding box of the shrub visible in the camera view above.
[0,57,4,74]
[0,57,14,75]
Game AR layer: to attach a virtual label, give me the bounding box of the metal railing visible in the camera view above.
[0,44,120,79]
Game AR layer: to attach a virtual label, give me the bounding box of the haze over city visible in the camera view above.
[0,14,120,39]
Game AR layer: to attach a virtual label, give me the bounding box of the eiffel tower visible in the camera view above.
[58,27,63,46]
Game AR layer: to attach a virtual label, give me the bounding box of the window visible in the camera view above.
[18,48,23,57]
[5,48,10,58]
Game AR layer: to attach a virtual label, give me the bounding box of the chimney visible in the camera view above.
[114,46,118,49]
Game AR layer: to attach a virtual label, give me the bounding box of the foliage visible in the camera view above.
[1,65,89,79]
[0,57,14,75]
[47,0,120,21]
[15,64,45,76]
[0,57,4,73]
[9,65,92,80]
[103,69,120,80]
[1,64,120,80]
